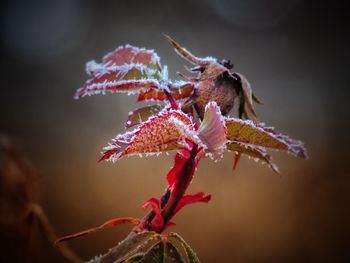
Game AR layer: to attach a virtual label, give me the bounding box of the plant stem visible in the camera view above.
[143,187,171,230]
[161,144,198,228]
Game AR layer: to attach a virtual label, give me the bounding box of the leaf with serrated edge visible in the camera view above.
[100,108,205,162]
[76,44,165,99]
[227,142,280,173]
[98,231,160,263]
[225,118,308,159]
[139,241,185,263]
[102,44,161,69]
[75,76,162,99]
[169,232,201,263]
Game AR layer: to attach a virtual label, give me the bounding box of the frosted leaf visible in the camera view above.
[225,118,308,159]
[102,44,161,68]
[100,109,204,162]
[198,102,227,160]
[75,61,164,99]
[137,83,194,102]
[227,142,279,173]
[75,44,165,99]
[75,79,162,99]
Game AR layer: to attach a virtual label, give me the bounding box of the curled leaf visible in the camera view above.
[235,73,258,121]
[166,148,194,187]
[142,197,163,228]
[174,192,211,215]
[55,217,140,244]
[225,118,308,159]
[169,232,201,263]
[198,101,227,160]
[227,142,279,173]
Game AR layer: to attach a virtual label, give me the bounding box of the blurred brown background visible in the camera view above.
[0,0,349,262]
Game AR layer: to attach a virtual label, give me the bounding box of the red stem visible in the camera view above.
[133,88,198,233]
[161,145,198,224]
[164,85,178,109]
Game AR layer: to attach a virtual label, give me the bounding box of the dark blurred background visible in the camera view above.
[0,0,349,262]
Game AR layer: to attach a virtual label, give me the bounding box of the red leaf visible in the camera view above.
[75,76,162,99]
[102,44,161,68]
[166,148,192,187]
[174,192,211,215]
[75,44,164,99]
[55,217,140,244]
[232,152,241,170]
[101,109,204,162]
[137,83,194,102]
[142,197,164,228]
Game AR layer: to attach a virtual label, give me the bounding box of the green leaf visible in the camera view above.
[99,231,159,263]
[139,241,185,263]
[124,253,144,263]
[169,232,200,263]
